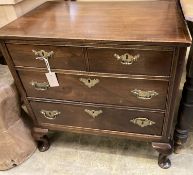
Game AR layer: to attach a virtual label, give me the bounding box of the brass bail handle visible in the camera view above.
[32,50,54,60]
[32,50,54,72]
[31,81,50,91]
[40,110,61,120]
[131,89,158,100]
[130,117,155,128]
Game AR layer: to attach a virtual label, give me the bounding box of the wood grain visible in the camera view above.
[30,100,164,136]
[18,70,169,110]
[7,43,86,71]
[0,1,191,46]
[87,47,173,76]
[0,1,190,166]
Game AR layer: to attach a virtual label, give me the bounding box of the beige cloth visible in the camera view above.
[180,0,193,22]
[0,64,36,171]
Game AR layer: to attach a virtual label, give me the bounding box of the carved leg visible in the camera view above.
[32,127,50,152]
[152,142,173,169]
[174,21,193,153]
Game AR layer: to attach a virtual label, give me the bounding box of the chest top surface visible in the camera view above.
[0,1,191,45]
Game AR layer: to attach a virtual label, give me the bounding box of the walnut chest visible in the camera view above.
[0,1,191,169]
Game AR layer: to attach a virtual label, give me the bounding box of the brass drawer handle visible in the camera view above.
[32,50,54,60]
[80,78,100,88]
[131,89,158,100]
[130,117,155,128]
[114,53,140,65]
[84,109,103,119]
[31,81,50,91]
[40,110,61,120]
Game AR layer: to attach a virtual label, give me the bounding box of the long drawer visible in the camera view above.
[30,101,164,136]
[18,70,169,109]
[87,47,173,76]
[7,44,86,71]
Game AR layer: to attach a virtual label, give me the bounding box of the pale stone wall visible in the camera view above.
[0,0,23,5]
[0,0,47,28]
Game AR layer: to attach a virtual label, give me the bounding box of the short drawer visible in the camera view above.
[19,70,168,109]
[30,101,164,136]
[7,44,85,71]
[87,47,173,76]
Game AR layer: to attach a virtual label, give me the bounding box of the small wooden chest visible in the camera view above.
[0,1,191,168]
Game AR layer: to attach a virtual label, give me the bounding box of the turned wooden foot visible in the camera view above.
[37,135,50,152]
[32,127,50,152]
[152,142,173,169]
[158,153,171,169]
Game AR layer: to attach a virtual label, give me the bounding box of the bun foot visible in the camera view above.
[158,153,171,169]
[32,127,50,152]
[37,135,50,152]
[152,141,173,169]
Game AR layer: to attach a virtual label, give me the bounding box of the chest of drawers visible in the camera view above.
[0,1,191,169]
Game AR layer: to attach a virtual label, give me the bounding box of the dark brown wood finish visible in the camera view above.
[164,47,187,138]
[87,47,173,76]
[152,141,173,169]
[0,1,191,169]
[30,101,164,136]
[0,1,190,45]
[7,44,86,71]
[32,127,50,152]
[18,70,169,110]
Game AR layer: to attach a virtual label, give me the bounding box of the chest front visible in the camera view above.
[0,1,191,169]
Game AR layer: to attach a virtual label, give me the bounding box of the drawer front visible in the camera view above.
[7,44,85,71]
[19,70,168,109]
[30,101,164,136]
[87,47,173,76]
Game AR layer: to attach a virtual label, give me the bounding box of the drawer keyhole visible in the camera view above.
[79,77,100,88]
[114,53,140,65]
[84,109,103,119]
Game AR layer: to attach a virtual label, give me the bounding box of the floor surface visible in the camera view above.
[0,129,193,175]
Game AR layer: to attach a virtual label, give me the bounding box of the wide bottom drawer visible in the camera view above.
[30,101,164,136]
